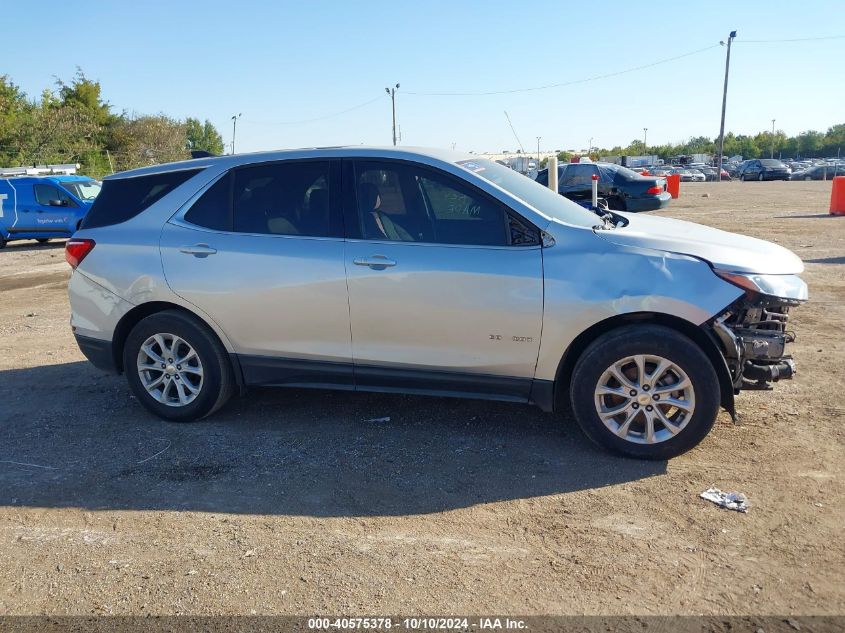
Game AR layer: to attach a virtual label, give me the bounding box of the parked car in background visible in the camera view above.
[738,159,791,181]
[686,169,706,183]
[789,163,844,181]
[667,168,696,183]
[696,166,717,181]
[66,146,807,459]
[695,166,731,182]
[535,161,670,212]
[789,161,812,173]
[0,175,101,248]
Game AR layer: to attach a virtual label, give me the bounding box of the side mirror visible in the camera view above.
[48,199,68,207]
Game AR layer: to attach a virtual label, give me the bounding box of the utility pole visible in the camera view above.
[588,137,593,156]
[231,113,242,154]
[717,30,737,181]
[536,136,541,166]
[385,84,400,146]
[643,128,648,155]
[771,118,776,159]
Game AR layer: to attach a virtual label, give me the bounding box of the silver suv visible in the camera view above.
[66,147,808,459]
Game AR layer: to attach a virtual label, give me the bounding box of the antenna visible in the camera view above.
[504,111,525,154]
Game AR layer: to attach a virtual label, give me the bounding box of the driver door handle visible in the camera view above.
[180,244,217,257]
[353,255,397,270]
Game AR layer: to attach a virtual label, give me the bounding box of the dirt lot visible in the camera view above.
[0,180,842,617]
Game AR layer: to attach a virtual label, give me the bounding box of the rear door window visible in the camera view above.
[232,161,333,237]
[82,169,201,229]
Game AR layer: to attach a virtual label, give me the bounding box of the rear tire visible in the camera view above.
[37,238,50,244]
[608,196,626,211]
[569,325,720,460]
[123,310,234,422]
[0,235,6,249]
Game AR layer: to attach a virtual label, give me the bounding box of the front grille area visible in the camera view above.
[741,304,789,334]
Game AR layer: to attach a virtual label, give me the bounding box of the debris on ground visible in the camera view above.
[700,487,749,513]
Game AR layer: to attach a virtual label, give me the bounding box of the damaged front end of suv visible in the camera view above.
[710,271,808,414]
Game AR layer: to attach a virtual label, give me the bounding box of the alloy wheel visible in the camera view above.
[136,333,204,407]
[594,354,696,444]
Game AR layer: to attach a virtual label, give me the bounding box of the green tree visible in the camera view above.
[56,68,114,126]
[112,115,188,170]
[185,117,225,154]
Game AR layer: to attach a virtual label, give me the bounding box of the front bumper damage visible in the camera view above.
[712,294,803,393]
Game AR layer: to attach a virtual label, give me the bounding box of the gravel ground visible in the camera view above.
[0,180,842,616]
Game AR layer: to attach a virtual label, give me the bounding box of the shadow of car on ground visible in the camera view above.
[0,361,666,517]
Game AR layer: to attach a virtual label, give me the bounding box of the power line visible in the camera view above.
[243,95,384,126]
[405,44,721,96]
[736,34,845,43]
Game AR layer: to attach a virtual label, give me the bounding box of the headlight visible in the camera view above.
[714,270,808,301]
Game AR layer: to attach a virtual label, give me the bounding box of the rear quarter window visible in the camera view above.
[81,169,201,229]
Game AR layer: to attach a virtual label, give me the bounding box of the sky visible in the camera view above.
[2,1,844,155]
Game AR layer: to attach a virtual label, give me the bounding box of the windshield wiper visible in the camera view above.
[591,208,616,230]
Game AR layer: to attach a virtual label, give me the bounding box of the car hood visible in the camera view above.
[595,212,804,274]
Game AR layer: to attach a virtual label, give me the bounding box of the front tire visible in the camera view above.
[123,310,234,421]
[570,325,720,459]
[37,238,50,244]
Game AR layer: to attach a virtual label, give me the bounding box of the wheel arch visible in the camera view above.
[111,301,241,390]
[552,312,734,418]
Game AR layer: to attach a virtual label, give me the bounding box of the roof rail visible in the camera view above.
[0,163,80,177]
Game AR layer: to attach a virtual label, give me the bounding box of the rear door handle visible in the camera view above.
[353,255,396,270]
[179,243,217,258]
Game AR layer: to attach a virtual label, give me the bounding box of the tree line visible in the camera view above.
[554,124,845,165]
[0,70,224,178]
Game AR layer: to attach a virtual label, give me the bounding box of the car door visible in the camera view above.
[28,183,77,232]
[747,160,761,179]
[160,159,354,387]
[343,159,544,401]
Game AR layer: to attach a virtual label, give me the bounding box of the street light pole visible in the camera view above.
[231,113,242,154]
[385,84,400,146]
[643,127,648,155]
[536,136,541,166]
[717,30,737,181]
[588,137,593,156]
[771,118,776,159]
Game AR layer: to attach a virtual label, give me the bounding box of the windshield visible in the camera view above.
[455,159,598,228]
[60,179,102,201]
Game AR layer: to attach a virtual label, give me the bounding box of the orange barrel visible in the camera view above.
[666,173,681,199]
[830,176,845,216]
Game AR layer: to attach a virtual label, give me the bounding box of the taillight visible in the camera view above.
[65,238,95,269]
[646,185,663,195]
